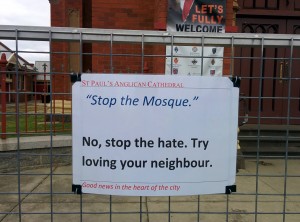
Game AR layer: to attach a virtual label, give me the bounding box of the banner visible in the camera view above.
[166,0,226,76]
[72,74,239,196]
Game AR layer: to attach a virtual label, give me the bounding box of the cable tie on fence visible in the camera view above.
[70,72,82,83]
[229,76,241,88]
[72,184,82,194]
[225,185,236,194]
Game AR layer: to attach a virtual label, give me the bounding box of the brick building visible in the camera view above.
[49,0,237,99]
[0,42,35,103]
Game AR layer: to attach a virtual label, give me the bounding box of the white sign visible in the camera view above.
[72,74,239,196]
[165,0,226,76]
[165,46,224,76]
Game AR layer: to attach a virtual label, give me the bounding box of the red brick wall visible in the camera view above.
[51,0,83,27]
[90,0,156,74]
[91,0,154,30]
[50,0,83,99]
[50,0,235,96]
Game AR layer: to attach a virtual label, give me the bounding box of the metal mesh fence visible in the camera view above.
[0,25,299,222]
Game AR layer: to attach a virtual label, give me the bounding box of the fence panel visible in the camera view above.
[0,25,299,222]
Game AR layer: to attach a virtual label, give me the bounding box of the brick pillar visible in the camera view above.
[154,0,167,30]
[230,0,240,76]
[223,0,235,76]
[50,0,83,99]
[153,0,168,74]
[0,53,7,139]
[233,0,240,27]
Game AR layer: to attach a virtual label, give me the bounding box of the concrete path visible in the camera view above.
[0,159,299,222]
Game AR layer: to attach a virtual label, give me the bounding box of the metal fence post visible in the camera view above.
[0,53,7,139]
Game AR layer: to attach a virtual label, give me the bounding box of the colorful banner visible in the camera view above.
[72,74,239,196]
[167,0,226,32]
[166,0,226,76]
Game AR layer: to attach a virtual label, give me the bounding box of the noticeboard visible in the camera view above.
[72,74,239,196]
[165,0,226,76]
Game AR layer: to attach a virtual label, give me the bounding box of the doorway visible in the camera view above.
[235,16,300,124]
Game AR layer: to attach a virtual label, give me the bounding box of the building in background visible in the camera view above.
[35,61,50,102]
[49,0,237,100]
[0,42,35,103]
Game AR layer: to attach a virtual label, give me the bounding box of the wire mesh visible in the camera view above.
[0,26,299,222]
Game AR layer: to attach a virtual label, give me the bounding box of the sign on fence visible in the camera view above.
[72,74,239,196]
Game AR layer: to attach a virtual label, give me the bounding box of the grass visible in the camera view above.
[6,114,71,136]
[1,102,71,138]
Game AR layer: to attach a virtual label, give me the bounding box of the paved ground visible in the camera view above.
[0,158,299,222]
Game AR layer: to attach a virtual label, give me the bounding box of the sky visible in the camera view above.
[0,0,50,64]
